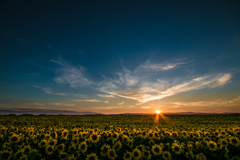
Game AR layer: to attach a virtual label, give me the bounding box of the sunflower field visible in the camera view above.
[0,114,240,160]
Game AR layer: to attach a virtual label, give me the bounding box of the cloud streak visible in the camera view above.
[97,94,115,98]
[34,85,67,96]
[72,99,109,103]
[52,58,95,88]
[134,60,187,73]
[99,73,231,103]
[171,95,240,108]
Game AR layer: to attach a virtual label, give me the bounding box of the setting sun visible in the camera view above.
[156,110,161,114]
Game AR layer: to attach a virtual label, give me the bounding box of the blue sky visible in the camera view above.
[0,0,240,114]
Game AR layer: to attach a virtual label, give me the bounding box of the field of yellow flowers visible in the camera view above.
[0,114,240,160]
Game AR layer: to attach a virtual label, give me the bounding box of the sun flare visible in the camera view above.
[156,110,161,114]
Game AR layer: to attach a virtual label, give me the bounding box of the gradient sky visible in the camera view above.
[1,0,240,114]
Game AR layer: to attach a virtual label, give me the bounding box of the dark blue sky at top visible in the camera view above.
[0,0,240,113]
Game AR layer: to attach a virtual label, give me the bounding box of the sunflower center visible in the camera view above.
[41,142,45,146]
[134,151,139,157]
[48,147,53,152]
[210,144,215,148]
[49,142,54,145]
[164,153,169,157]
[113,134,117,138]
[154,147,160,152]
[58,146,63,150]
[103,147,108,153]
[74,139,78,143]
[110,151,115,157]
[89,156,95,160]
[174,147,180,151]
[222,141,227,145]
[81,144,86,150]
[92,135,97,140]
[12,137,18,142]
[63,132,67,136]
[126,153,130,158]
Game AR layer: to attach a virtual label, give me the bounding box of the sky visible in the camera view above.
[0,0,240,114]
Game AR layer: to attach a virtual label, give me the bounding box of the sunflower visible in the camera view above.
[196,153,206,160]
[59,152,68,160]
[148,132,154,139]
[48,138,57,146]
[195,141,202,149]
[100,144,110,157]
[141,131,147,138]
[182,131,188,137]
[123,151,132,160]
[78,142,87,153]
[68,145,76,153]
[39,139,47,148]
[111,132,119,140]
[132,148,141,160]
[220,138,228,147]
[122,135,130,143]
[154,132,160,140]
[230,136,240,147]
[0,150,12,160]
[231,156,240,160]
[14,150,24,159]
[185,151,194,159]
[136,145,145,152]
[86,153,98,160]
[142,150,151,160]
[235,131,240,136]
[90,133,100,143]
[45,146,54,155]
[149,140,155,146]
[22,145,31,154]
[152,144,162,155]
[113,141,122,151]
[56,144,65,153]
[68,154,76,160]
[207,141,217,151]
[19,155,28,160]
[72,137,79,146]
[10,134,20,143]
[74,151,80,158]
[107,149,117,160]
[221,131,227,137]
[72,129,78,136]
[172,144,182,155]
[203,137,211,143]
[217,143,223,150]
[162,151,171,160]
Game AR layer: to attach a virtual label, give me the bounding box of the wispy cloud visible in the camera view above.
[134,59,187,73]
[47,103,75,107]
[23,102,75,107]
[72,99,109,103]
[171,95,240,108]
[118,101,125,105]
[97,94,115,98]
[52,58,95,87]
[34,86,52,94]
[99,73,231,103]
[34,85,67,96]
